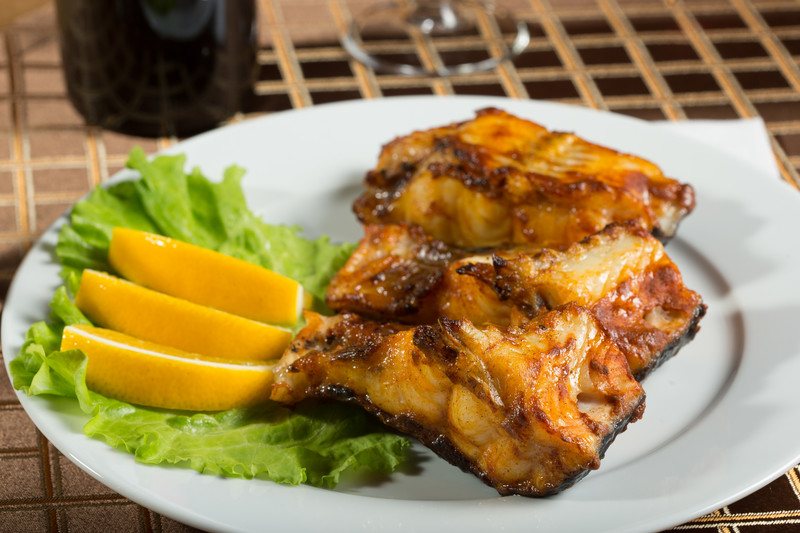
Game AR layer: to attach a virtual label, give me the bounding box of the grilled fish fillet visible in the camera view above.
[326,223,511,325]
[472,222,706,379]
[271,305,645,496]
[327,222,705,379]
[353,108,694,249]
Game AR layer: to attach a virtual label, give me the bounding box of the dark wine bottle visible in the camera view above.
[56,0,256,137]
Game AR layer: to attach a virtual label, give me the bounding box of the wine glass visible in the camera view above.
[343,0,530,76]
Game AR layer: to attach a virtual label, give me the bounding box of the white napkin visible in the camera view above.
[654,118,780,180]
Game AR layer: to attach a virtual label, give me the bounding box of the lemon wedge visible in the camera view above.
[108,227,303,326]
[76,269,292,361]
[61,325,274,411]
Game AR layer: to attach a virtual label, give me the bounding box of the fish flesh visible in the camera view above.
[353,108,695,249]
[327,222,705,379]
[271,305,645,496]
[326,223,510,325]
[471,222,706,379]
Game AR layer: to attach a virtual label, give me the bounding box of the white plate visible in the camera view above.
[4,96,800,533]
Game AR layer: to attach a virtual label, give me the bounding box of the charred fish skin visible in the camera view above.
[353,107,695,249]
[294,383,643,497]
[271,306,645,497]
[479,222,706,379]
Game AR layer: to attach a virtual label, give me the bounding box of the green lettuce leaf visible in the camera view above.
[84,400,405,487]
[56,147,354,303]
[9,148,407,487]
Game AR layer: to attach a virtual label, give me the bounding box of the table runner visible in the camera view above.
[1,1,799,531]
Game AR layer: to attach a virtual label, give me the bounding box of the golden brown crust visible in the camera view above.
[326,222,704,379]
[271,306,645,496]
[486,222,706,378]
[326,224,511,325]
[353,108,695,249]
[326,224,457,319]
[590,263,706,379]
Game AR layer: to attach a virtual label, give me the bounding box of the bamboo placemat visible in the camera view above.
[1,1,799,531]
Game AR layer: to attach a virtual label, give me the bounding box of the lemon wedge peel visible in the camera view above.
[108,227,303,327]
[76,269,292,361]
[61,325,274,411]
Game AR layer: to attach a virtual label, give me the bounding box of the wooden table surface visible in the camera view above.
[1,1,799,531]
